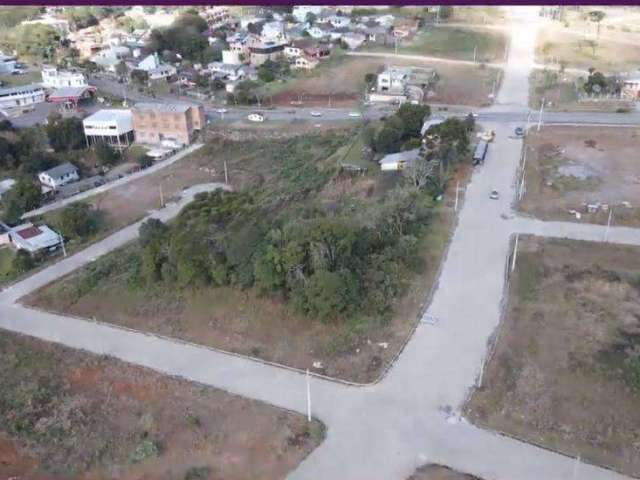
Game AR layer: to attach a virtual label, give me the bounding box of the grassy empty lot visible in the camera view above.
[448,6,507,25]
[26,129,472,383]
[528,69,579,110]
[465,237,640,477]
[520,126,640,226]
[0,330,323,479]
[409,464,482,479]
[270,56,501,108]
[367,26,508,63]
[536,26,640,72]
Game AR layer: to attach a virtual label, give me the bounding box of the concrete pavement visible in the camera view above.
[0,6,639,480]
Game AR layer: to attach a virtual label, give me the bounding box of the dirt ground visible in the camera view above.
[536,25,640,72]
[27,162,472,384]
[408,464,482,479]
[0,330,323,480]
[270,57,501,108]
[520,126,640,226]
[465,237,640,477]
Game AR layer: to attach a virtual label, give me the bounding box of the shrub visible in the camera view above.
[129,440,159,463]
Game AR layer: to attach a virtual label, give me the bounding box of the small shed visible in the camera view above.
[379,148,420,172]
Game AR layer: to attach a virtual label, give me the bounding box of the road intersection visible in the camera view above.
[1,7,640,480]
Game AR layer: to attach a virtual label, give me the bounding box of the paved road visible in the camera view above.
[0,7,638,480]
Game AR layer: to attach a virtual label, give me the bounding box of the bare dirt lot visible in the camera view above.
[465,236,640,477]
[536,25,640,72]
[520,126,640,226]
[408,464,482,479]
[270,57,501,108]
[0,330,323,480]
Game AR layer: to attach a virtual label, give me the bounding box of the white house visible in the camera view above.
[293,6,324,22]
[293,55,320,70]
[261,21,286,41]
[377,66,411,94]
[0,53,17,74]
[379,149,420,172]
[328,15,351,28]
[221,49,242,65]
[91,46,131,72]
[306,26,328,39]
[9,223,62,254]
[41,65,88,89]
[0,84,46,114]
[135,53,176,81]
[38,162,79,190]
[342,32,367,50]
[83,109,134,148]
[0,178,15,200]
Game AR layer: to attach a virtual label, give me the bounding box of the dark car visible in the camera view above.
[514,127,524,136]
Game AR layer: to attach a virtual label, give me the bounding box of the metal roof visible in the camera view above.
[41,162,78,180]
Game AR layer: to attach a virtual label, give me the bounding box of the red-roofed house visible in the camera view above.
[9,223,62,254]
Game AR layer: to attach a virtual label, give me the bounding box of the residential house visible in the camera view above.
[0,53,17,74]
[0,179,15,200]
[208,62,244,81]
[284,39,330,59]
[41,65,88,89]
[91,46,131,72]
[132,102,205,146]
[38,162,80,190]
[292,6,324,22]
[134,53,176,81]
[83,109,134,148]
[0,84,46,115]
[293,55,320,70]
[306,25,329,40]
[342,32,367,50]
[261,21,287,42]
[393,18,421,38]
[622,76,640,100]
[249,41,286,66]
[377,66,411,94]
[221,49,243,65]
[379,149,420,172]
[328,15,351,28]
[8,223,62,254]
[202,6,232,29]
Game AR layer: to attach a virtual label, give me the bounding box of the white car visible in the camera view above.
[348,112,362,118]
[490,189,500,200]
[310,111,323,117]
[217,108,228,114]
[247,113,265,123]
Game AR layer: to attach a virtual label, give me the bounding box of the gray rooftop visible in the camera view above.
[42,162,78,180]
[0,84,44,96]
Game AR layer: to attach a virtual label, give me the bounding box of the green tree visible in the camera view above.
[9,24,59,59]
[396,103,431,138]
[2,178,41,224]
[94,143,120,167]
[56,202,99,240]
[300,269,358,321]
[45,114,85,152]
[11,249,34,274]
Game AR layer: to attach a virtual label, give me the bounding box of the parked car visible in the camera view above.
[247,112,265,123]
[217,108,228,114]
[514,126,524,136]
[348,111,362,118]
[490,189,500,200]
[310,111,322,117]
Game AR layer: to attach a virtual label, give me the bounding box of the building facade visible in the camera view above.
[83,109,134,148]
[41,66,88,89]
[132,102,205,146]
[0,84,46,114]
[38,162,79,189]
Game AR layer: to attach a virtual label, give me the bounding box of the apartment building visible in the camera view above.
[41,65,88,89]
[132,102,205,146]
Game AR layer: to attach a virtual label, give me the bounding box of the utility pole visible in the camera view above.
[159,182,164,208]
[604,207,613,242]
[511,234,519,273]
[59,233,67,258]
[537,97,545,131]
[473,45,477,63]
[306,369,312,422]
[224,160,228,185]
[454,180,460,212]
[572,455,581,480]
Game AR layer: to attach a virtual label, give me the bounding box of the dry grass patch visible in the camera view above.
[465,237,640,477]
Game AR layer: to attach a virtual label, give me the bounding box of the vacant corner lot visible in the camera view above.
[26,128,472,384]
[408,464,483,479]
[465,237,640,477]
[368,26,508,63]
[270,56,501,108]
[536,26,640,72]
[520,126,640,226]
[0,330,322,480]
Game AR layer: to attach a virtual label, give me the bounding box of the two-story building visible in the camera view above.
[41,65,88,89]
[38,162,80,190]
[83,109,134,149]
[132,102,205,146]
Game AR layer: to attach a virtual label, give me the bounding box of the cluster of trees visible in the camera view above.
[0,23,60,59]
[0,115,88,223]
[364,104,431,154]
[133,185,432,321]
[54,202,100,242]
[582,68,621,96]
[147,12,222,64]
[257,59,290,83]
